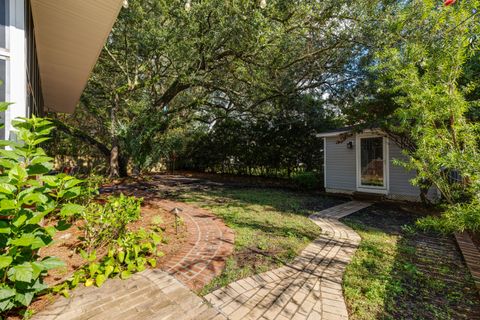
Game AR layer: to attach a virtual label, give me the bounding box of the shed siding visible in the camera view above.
[388,142,420,198]
[325,136,356,191]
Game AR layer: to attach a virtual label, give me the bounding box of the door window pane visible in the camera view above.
[0,0,6,48]
[360,137,384,186]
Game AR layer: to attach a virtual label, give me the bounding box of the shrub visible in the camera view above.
[417,198,480,234]
[0,115,84,313]
[77,194,143,251]
[292,171,321,190]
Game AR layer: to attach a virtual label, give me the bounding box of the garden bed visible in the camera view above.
[11,199,187,320]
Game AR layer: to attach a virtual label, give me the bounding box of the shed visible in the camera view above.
[318,127,438,202]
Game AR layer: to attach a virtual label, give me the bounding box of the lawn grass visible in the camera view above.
[179,187,343,295]
[342,204,480,320]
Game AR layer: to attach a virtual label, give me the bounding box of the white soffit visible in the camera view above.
[31,0,124,113]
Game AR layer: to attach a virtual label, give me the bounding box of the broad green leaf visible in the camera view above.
[0,183,16,195]
[0,149,19,160]
[64,178,83,189]
[15,291,34,306]
[30,236,47,250]
[0,298,15,312]
[41,175,58,186]
[120,270,131,280]
[32,137,51,146]
[8,263,33,283]
[27,163,53,175]
[0,199,16,211]
[104,265,114,278]
[30,156,54,165]
[0,221,11,234]
[27,210,51,225]
[8,164,27,182]
[55,220,71,231]
[0,255,13,269]
[25,179,42,187]
[0,287,16,300]
[117,251,125,263]
[95,274,106,287]
[151,233,162,245]
[148,258,157,267]
[88,263,99,277]
[22,193,49,205]
[0,158,15,169]
[31,261,45,279]
[12,214,28,228]
[61,186,82,199]
[9,234,34,246]
[60,203,84,217]
[40,257,65,270]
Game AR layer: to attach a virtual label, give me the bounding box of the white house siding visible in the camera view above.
[388,141,438,201]
[325,136,356,193]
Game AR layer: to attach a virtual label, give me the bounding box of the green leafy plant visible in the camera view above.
[77,194,142,251]
[0,113,84,313]
[54,228,163,295]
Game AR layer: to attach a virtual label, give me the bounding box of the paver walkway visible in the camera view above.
[205,201,371,320]
[156,200,235,291]
[34,269,225,320]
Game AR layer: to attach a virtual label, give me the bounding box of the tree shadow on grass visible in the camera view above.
[342,203,480,320]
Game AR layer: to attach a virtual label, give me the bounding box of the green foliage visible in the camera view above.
[50,0,367,176]
[417,199,480,234]
[0,115,85,313]
[78,194,142,251]
[292,172,321,190]
[55,228,162,295]
[360,0,480,232]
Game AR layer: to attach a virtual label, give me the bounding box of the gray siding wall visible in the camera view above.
[325,136,356,191]
[388,142,420,198]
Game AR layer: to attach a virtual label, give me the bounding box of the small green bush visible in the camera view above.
[0,114,84,313]
[78,194,143,251]
[292,172,321,190]
[61,228,162,291]
[417,198,480,234]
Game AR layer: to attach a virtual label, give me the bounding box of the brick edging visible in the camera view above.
[455,231,480,292]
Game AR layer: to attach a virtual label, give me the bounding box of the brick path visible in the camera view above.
[33,269,225,320]
[156,200,235,291]
[205,201,371,320]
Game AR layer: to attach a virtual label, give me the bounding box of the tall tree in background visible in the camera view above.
[51,0,369,177]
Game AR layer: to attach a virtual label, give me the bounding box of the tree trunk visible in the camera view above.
[109,93,122,178]
[109,139,120,178]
